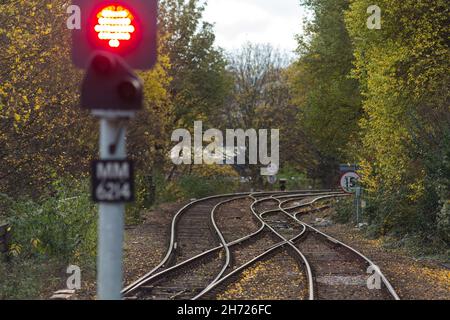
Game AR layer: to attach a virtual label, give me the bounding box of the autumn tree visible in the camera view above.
[0,1,173,198]
[0,0,92,197]
[289,0,363,186]
[159,0,232,128]
[221,43,315,184]
[143,0,234,180]
[345,0,449,239]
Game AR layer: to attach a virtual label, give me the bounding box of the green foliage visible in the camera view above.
[344,0,449,245]
[289,0,449,251]
[334,198,355,224]
[278,166,312,190]
[1,181,97,299]
[0,257,61,300]
[290,0,362,162]
[126,174,158,225]
[155,171,240,203]
[362,187,413,237]
[287,0,363,186]
[178,175,239,199]
[5,182,96,264]
[159,0,232,127]
[437,201,450,244]
[0,193,14,223]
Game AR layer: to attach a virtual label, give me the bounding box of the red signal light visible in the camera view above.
[94,5,136,49]
[72,0,158,70]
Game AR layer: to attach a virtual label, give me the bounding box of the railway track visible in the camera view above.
[122,191,322,299]
[278,198,400,300]
[122,190,400,300]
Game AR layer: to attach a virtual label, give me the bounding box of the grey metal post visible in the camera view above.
[355,186,362,225]
[356,194,360,225]
[97,118,127,300]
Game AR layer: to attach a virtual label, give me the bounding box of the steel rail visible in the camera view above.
[250,194,314,300]
[122,189,333,295]
[192,228,308,300]
[192,197,249,299]
[124,190,400,300]
[278,200,401,300]
[193,193,343,300]
[280,193,348,210]
[122,193,249,295]
[192,194,309,300]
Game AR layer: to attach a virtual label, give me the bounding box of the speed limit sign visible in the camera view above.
[340,171,361,194]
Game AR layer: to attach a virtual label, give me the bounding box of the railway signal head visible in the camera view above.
[72,0,158,70]
[81,52,144,111]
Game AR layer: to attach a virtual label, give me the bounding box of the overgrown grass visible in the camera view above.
[154,173,240,204]
[0,181,97,299]
[334,194,450,259]
[0,257,63,299]
[0,170,312,299]
[279,166,312,190]
[334,197,355,224]
[6,188,97,263]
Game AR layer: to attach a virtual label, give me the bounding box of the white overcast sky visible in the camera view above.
[202,0,309,54]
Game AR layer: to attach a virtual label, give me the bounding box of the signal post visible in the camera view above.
[71,0,158,300]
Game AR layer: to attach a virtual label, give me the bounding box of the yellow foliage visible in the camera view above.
[346,0,449,193]
[31,238,41,249]
[192,165,240,178]
[0,0,173,194]
[9,243,22,257]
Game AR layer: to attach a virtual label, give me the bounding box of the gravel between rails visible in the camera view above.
[294,230,391,300]
[215,249,308,300]
[215,198,261,243]
[299,206,450,300]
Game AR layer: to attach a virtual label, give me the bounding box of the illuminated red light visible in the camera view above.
[94,5,136,48]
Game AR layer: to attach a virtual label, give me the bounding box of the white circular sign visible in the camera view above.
[340,172,361,193]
